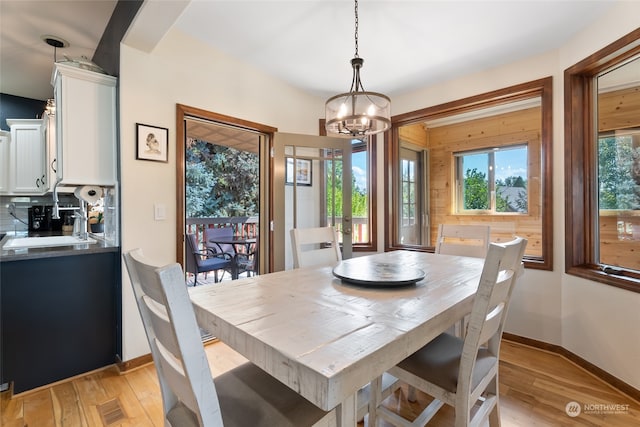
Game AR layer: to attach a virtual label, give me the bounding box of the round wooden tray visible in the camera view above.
[332,257,425,287]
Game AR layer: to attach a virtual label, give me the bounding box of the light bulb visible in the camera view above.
[367,104,376,116]
[338,103,347,119]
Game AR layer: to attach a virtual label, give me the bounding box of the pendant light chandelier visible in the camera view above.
[325,0,391,137]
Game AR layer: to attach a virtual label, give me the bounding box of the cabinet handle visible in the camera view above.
[42,174,46,187]
[51,158,57,173]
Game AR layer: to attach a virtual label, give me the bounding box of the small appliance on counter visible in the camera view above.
[28,206,52,232]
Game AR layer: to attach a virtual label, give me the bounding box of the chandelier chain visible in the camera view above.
[354,0,359,58]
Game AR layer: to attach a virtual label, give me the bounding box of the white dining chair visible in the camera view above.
[123,248,337,427]
[435,224,491,339]
[435,224,491,258]
[290,226,342,268]
[370,237,527,427]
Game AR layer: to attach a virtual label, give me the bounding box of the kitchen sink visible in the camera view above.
[3,235,97,249]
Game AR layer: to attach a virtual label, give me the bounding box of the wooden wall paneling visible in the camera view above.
[598,86,640,132]
[424,107,543,255]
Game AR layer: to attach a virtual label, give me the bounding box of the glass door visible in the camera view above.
[273,133,352,271]
[399,146,429,246]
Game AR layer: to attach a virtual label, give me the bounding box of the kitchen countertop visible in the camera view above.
[0,232,119,262]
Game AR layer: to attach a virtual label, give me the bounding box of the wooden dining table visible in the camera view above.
[189,250,484,426]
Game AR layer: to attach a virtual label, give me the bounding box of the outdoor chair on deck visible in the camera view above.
[370,237,528,427]
[123,248,336,427]
[205,227,236,257]
[235,242,258,278]
[185,233,231,285]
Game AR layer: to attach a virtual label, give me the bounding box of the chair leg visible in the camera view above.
[407,385,417,402]
[488,376,501,427]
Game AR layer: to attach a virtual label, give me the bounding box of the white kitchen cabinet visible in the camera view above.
[0,131,10,193]
[52,62,117,186]
[5,119,47,194]
[43,111,57,193]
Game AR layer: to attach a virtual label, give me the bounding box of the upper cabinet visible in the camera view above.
[0,131,11,193]
[52,62,117,186]
[3,119,47,195]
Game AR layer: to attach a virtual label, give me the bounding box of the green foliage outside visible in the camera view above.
[186,140,259,218]
[463,168,528,212]
[325,160,368,218]
[598,136,640,210]
[463,168,489,210]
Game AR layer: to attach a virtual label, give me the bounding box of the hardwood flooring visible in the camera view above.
[1,340,637,426]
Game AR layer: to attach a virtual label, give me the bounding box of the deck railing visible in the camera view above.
[186,215,370,250]
[187,216,258,251]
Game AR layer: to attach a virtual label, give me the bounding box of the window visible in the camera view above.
[455,145,528,214]
[388,78,553,269]
[565,28,640,292]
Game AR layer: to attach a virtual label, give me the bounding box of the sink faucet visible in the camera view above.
[53,180,89,239]
[72,201,88,240]
[52,179,61,219]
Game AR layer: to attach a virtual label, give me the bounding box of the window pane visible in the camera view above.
[495,147,528,213]
[597,132,640,271]
[461,153,489,210]
[351,149,369,243]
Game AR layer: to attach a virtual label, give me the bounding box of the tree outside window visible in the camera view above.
[457,145,528,214]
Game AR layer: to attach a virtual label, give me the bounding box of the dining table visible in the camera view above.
[189,250,485,426]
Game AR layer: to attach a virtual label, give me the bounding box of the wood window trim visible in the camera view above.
[385,77,553,270]
[564,28,640,293]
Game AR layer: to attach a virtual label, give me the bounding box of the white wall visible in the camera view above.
[119,28,325,360]
[119,2,640,390]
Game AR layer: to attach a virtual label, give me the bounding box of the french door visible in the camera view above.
[272,133,352,271]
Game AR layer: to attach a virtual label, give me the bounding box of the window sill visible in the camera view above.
[566,264,640,294]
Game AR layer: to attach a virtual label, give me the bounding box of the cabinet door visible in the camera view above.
[0,132,10,193]
[44,112,57,193]
[54,63,117,186]
[8,119,46,194]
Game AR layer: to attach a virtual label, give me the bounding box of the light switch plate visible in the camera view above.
[154,203,166,220]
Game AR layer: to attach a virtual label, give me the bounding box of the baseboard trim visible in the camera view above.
[115,338,219,374]
[503,333,640,403]
[116,353,153,374]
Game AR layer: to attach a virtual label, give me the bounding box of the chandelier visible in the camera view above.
[325,0,391,137]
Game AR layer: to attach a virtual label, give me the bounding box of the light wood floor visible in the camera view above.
[1,340,638,426]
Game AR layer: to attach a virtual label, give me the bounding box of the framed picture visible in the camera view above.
[285,158,312,186]
[136,123,168,162]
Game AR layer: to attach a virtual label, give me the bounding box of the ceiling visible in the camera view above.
[0,0,618,102]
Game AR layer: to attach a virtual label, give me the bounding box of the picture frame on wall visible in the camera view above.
[136,123,168,162]
[285,158,312,186]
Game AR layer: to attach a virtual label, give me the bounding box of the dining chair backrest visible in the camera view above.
[290,226,342,269]
[205,227,235,255]
[435,224,490,258]
[465,237,527,359]
[123,248,224,426]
